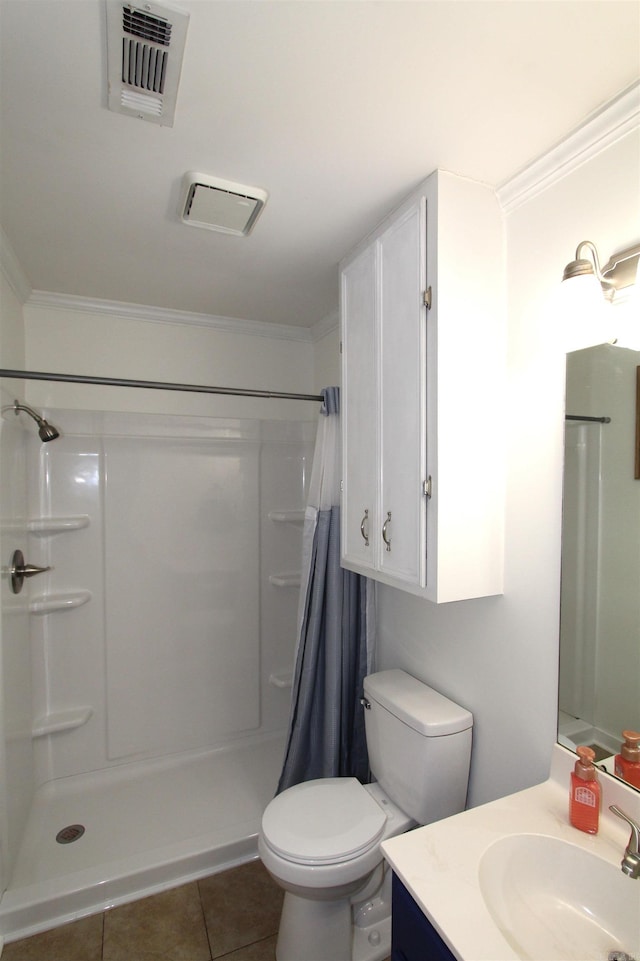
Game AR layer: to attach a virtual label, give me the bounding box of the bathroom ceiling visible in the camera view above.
[0,1,638,330]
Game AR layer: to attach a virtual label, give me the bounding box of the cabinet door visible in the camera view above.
[378,198,426,586]
[341,243,378,570]
[392,874,457,961]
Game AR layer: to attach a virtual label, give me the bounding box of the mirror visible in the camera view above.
[558,342,640,789]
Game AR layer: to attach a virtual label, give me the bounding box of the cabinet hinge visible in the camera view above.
[423,476,432,498]
[339,340,343,353]
[422,287,432,310]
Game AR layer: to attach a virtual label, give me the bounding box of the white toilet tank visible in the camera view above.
[363,669,473,825]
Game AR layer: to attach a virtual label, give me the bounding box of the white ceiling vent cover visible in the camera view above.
[180,173,268,236]
[106,1,189,126]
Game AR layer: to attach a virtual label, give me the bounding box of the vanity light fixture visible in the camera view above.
[561,240,640,352]
[562,240,640,302]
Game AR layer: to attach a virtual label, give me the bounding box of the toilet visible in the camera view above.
[259,669,473,961]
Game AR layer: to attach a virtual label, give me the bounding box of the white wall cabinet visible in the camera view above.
[340,169,505,603]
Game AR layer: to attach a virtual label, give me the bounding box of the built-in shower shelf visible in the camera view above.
[268,573,301,588]
[29,590,92,614]
[268,671,293,689]
[32,706,93,738]
[268,510,305,524]
[28,515,90,535]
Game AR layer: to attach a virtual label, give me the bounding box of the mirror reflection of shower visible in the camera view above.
[1,399,60,441]
[558,344,640,784]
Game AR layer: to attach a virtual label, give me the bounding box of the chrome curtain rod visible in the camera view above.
[0,369,324,403]
[565,414,611,423]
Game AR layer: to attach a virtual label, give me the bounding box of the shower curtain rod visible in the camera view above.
[0,368,324,403]
[565,414,611,423]
[1,369,615,414]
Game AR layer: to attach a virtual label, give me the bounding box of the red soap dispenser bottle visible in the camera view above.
[569,746,600,834]
[614,731,640,788]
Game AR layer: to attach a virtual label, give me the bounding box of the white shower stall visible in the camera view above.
[0,404,314,941]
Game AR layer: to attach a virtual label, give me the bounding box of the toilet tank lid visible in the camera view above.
[364,670,473,736]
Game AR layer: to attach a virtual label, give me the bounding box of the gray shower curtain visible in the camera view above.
[276,387,374,793]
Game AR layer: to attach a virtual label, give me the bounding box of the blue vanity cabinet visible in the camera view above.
[391,874,458,961]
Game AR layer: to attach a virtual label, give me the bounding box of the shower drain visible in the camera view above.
[56,824,85,844]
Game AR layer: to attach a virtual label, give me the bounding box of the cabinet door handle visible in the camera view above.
[382,511,392,552]
[360,509,370,547]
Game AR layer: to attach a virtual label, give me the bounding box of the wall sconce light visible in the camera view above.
[563,240,640,301]
[561,240,640,352]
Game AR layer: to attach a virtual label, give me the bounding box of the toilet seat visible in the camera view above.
[261,777,387,865]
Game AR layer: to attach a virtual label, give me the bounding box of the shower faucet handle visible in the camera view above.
[10,548,51,594]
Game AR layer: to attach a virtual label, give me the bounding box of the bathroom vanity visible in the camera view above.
[383,744,640,961]
[391,874,456,961]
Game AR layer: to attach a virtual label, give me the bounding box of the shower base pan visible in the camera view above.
[0,732,284,943]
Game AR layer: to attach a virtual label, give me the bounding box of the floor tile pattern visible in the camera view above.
[2,860,282,961]
[2,859,392,960]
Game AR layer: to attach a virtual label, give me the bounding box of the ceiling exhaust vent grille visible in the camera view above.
[123,7,172,44]
[106,1,189,127]
[122,38,168,95]
[179,173,269,237]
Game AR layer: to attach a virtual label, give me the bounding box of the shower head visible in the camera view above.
[37,419,60,443]
[2,400,60,442]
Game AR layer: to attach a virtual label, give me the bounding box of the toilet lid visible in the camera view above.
[262,777,387,865]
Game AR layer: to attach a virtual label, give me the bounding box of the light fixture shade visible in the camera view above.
[559,273,617,353]
[560,239,640,351]
[610,258,640,350]
[562,258,597,283]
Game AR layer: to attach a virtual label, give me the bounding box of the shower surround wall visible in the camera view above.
[0,407,314,941]
[0,410,31,900]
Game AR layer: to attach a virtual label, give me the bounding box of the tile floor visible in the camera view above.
[2,860,282,961]
[2,858,393,961]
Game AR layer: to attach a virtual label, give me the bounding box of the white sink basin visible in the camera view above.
[479,834,640,961]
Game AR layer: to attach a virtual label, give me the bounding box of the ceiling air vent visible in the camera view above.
[106,1,189,126]
[179,173,269,237]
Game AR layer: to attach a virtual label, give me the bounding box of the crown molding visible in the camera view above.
[310,308,339,342]
[25,290,314,343]
[498,79,640,214]
[0,228,32,304]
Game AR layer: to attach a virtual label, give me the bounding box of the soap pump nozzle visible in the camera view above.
[574,745,597,780]
[615,730,640,788]
[620,731,640,763]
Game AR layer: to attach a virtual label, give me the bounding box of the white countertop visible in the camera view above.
[381,744,640,961]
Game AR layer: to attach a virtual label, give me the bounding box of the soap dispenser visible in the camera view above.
[614,731,640,788]
[569,746,600,834]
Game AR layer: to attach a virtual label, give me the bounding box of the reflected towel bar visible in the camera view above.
[565,414,611,423]
[0,368,324,403]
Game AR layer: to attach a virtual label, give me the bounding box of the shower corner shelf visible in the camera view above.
[268,671,293,689]
[29,590,92,614]
[268,573,301,588]
[268,510,305,525]
[28,515,90,535]
[32,706,93,738]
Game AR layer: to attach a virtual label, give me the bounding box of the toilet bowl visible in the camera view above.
[259,779,412,961]
[259,670,473,961]
[259,777,413,887]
